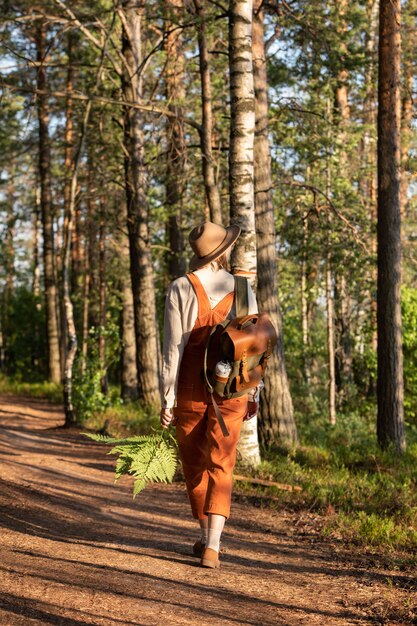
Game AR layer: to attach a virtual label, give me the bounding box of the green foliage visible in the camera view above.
[0,287,47,380]
[72,322,121,423]
[0,374,62,402]
[84,399,160,437]
[237,411,417,557]
[325,511,417,552]
[402,286,417,424]
[84,430,178,496]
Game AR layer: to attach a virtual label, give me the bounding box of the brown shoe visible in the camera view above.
[192,540,206,557]
[200,547,220,569]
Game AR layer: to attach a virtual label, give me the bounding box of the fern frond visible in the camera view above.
[83,432,152,445]
[83,430,179,497]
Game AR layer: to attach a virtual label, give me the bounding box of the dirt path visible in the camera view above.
[0,395,414,626]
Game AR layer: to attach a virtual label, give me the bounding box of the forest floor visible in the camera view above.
[0,395,415,626]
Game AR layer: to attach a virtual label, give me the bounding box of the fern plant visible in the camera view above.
[84,430,178,496]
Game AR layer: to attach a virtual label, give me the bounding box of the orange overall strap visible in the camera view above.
[186,272,211,319]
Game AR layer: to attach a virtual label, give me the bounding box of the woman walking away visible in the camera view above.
[160,221,261,569]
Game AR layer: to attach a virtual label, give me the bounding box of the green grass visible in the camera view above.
[236,410,417,563]
[83,400,160,437]
[0,374,62,403]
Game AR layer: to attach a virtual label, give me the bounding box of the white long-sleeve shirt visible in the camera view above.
[161,266,258,408]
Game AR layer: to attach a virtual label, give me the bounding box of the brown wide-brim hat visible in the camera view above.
[189,221,241,271]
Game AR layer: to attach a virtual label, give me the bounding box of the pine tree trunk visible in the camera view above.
[1,171,16,371]
[35,20,62,384]
[121,263,138,401]
[333,0,353,402]
[252,0,298,447]
[121,280,138,401]
[114,192,138,401]
[228,0,260,465]
[377,0,405,452]
[334,273,353,405]
[194,0,222,224]
[165,0,186,280]
[121,0,161,407]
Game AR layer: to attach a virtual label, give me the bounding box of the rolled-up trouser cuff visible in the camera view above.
[204,502,230,520]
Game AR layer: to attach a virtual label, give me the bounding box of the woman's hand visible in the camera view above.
[160,407,176,429]
[244,400,259,421]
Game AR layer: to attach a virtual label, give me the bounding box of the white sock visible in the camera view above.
[200,527,209,544]
[206,528,223,552]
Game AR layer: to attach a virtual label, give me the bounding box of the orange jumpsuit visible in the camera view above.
[174,272,248,520]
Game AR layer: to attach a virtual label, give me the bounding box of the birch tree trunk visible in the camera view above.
[60,33,74,379]
[193,0,222,225]
[80,204,91,377]
[229,0,257,278]
[33,185,42,302]
[228,0,260,465]
[253,0,298,447]
[62,95,95,425]
[377,0,405,452]
[35,20,62,384]
[326,236,336,426]
[99,199,108,394]
[121,0,161,406]
[301,216,311,386]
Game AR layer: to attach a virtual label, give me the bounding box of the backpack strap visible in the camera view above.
[234,275,249,317]
[202,275,249,437]
[203,319,231,437]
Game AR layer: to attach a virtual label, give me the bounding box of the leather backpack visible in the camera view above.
[203,275,278,436]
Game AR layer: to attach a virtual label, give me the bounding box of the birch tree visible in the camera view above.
[228,0,260,465]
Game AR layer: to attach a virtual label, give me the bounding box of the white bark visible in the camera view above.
[229,0,257,278]
[228,0,260,466]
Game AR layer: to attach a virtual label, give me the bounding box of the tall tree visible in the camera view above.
[35,19,62,383]
[98,198,108,394]
[165,0,186,280]
[193,0,222,225]
[121,0,161,406]
[117,206,138,401]
[252,0,298,446]
[228,0,260,465]
[333,0,353,402]
[376,0,405,451]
